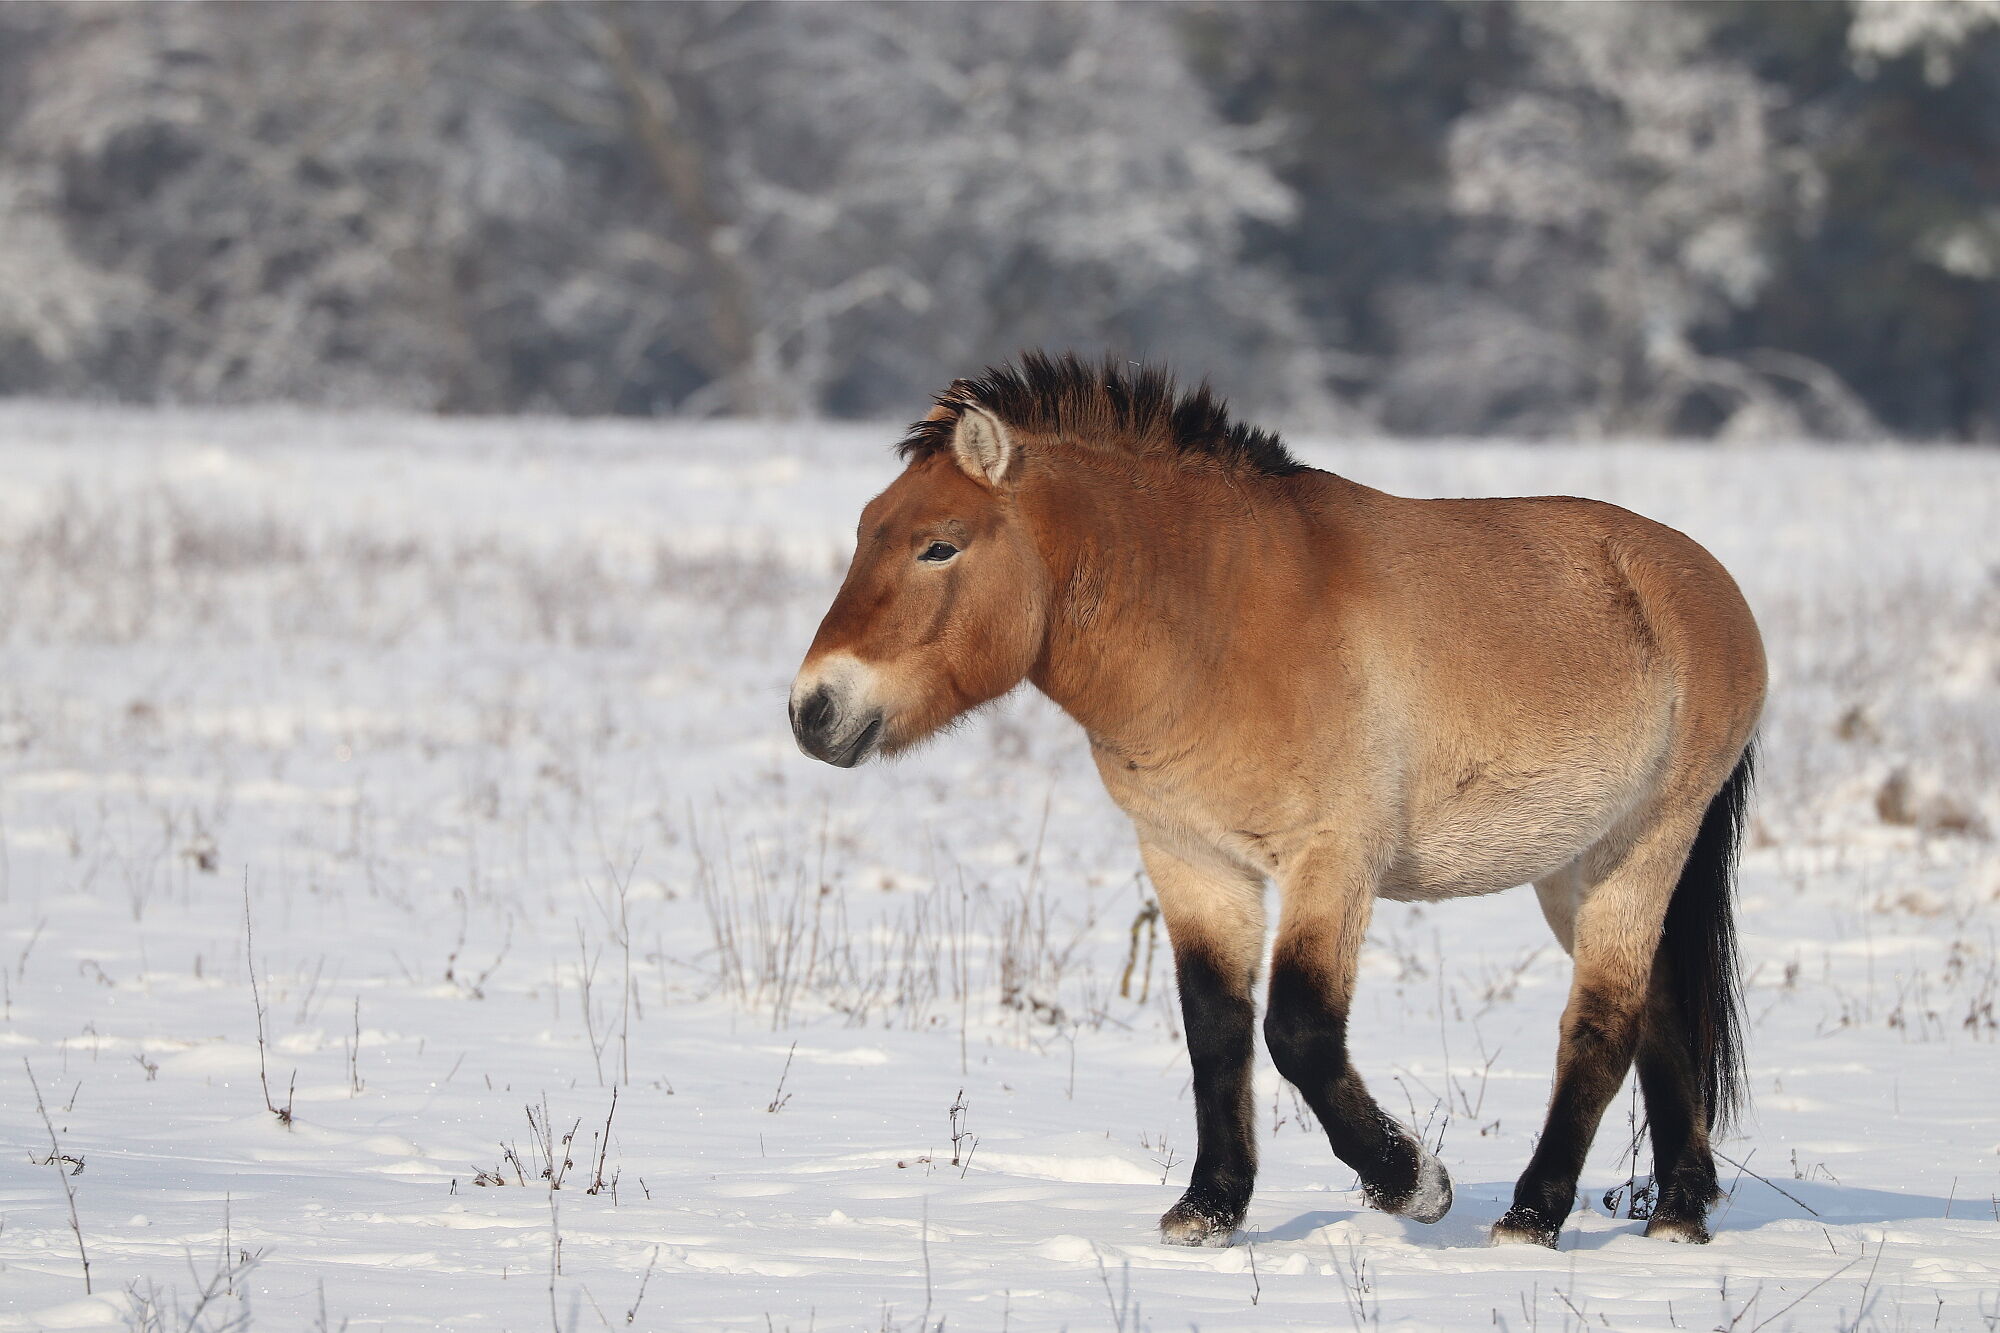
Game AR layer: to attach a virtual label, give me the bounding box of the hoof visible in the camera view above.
[1491,1206,1561,1248]
[1644,1214,1712,1244]
[1365,1144,1453,1224]
[1159,1195,1242,1248]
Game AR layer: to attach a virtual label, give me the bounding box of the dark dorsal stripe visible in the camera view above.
[896,351,1307,479]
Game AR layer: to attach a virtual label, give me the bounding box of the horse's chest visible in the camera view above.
[1091,741,1319,876]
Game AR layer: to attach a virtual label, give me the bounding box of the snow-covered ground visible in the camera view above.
[2,402,1997,1331]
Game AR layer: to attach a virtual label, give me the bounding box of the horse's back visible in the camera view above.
[1313,483,1763,727]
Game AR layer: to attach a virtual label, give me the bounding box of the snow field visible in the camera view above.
[1,403,1998,1330]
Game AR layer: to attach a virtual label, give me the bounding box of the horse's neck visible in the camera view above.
[1023,461,1271,751]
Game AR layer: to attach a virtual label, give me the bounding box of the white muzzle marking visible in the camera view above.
[789,653,890,768]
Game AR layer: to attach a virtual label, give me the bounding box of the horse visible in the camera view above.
[789,353,1764,1249]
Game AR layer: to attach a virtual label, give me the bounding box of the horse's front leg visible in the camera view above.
[1264,843,1453,1224]
[1142,838,1267,1247]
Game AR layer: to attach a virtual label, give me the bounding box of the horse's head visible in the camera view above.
[790,404,1047,767]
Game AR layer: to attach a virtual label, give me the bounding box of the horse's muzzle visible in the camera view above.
[789,685,884,768]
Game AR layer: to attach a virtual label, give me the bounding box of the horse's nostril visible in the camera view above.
[797,687,835,740]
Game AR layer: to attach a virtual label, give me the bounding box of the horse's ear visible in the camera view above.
[950,406,1016,487]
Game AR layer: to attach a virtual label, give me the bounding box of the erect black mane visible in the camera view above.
[896,351,1307,479]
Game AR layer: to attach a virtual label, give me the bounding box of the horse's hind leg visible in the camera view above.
[1633,959,1721,1241]
[1263,845,1451,1224]
[1533,857,1719,1242]
[1636,746,1756,1243]
[1143,839,1267,1246]
[1495,811,1705,1247]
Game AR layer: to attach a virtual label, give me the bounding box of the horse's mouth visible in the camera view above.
[827,714,884,768]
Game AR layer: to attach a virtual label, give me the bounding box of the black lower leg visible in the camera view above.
[1160,949,1257,1243]
[1636,993,1720,1240]
[1264,960,1442,1219]
[1498,990,1642,1246]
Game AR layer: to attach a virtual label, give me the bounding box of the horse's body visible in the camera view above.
[791,355,1764,1249]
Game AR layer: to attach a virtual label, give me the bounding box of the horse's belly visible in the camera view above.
[1378,844,1568,902]
[1380,766,1644,901]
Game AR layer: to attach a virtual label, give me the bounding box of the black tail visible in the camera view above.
[1658,742,1754,1134]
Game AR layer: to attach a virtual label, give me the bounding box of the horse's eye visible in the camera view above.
[919,541,960,563]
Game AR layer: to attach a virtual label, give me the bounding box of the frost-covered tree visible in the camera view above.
[1850,0,2000,83]
[0,6,524,407]
[1182,1,1526,414]
[531,1,1338,419]
[1384,1,1875,439]
[0,1,1333,421]
[1734,0,2000,440]
[8,0,2000,439]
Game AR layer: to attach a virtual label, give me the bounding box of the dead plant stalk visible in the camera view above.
[25,1057,90,1293]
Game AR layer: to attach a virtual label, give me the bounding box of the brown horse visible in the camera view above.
[790,354,1764,1249]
